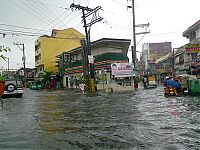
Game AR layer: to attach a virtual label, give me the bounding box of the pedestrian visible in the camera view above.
[79,82,85,94]
[143,76,148,88]
[167,77,175,88]
[174,79,182,93]
[163,76,169,87]
[166,76,177,95]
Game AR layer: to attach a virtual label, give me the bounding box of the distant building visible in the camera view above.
[148,42,172,59]
[141,42,172,75]
[35,28,85,77]
[15,67,35,81]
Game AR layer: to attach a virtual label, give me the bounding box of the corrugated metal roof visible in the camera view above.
[183,20,200,37]
[156,53,171,63]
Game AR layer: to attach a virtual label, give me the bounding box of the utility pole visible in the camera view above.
[13,43,26,87]
[4,57,9,71]
[7,58,9,71]
[132,0,136,67]
[127,0,150,89]
[70,3,103,93]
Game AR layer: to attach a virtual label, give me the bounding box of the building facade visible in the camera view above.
[142,42,172,76]
[156,20,200,80]
[173,20,200,77]
[58,38,131,88]
[35,28,85,77]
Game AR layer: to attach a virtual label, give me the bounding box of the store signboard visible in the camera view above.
[185,44,200,53]
[111,63,135,77]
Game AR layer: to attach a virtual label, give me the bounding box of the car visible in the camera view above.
[2,79,23,98]
[147,80,157,88]
[30,80,44,90]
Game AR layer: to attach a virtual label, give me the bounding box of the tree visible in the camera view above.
[0,45,11,60]
[41,71,53,88]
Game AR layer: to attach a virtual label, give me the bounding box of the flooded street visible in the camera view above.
[0,86,199,150]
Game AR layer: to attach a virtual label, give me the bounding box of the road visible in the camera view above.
[0,86,199,150]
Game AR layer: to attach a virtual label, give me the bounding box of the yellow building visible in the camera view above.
[35,28,85,76]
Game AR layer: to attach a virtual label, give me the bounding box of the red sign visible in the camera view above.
[185,44,200,53]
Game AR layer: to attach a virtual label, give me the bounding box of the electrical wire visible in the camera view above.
[19,0,55,24]
[8,0,50,24]
[87,0,91,6]
[21,0,67,9]
[0,23,47,32]
[39,10,69,31]
[147,31,181,36]
[57,12,82,29]
[33,0,59,19]
[111,0,127,7]
[33,0,68,29]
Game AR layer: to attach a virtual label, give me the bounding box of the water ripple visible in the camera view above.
[0,88,199,149]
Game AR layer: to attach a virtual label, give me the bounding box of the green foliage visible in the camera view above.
[0,73,6,81]
[41,71,53,84]
[0,45,11,60]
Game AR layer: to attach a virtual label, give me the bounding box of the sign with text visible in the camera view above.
[111,63,135,77]
[88,55,94,64]
[185,44,200,53]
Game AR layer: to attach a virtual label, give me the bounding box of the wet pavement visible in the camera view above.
[0,86,199,150]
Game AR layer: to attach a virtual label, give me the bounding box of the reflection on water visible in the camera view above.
[0,88,199,149]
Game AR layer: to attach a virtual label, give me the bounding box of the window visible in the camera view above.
[191,53,198,61]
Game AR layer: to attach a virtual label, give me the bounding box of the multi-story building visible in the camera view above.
[141,42,172,75]
[58,38,131,88]
[183,20,200,44]
[174,20,200,77]
[35,28,85,77]
[156,20,200,79]
[156,52,173,82]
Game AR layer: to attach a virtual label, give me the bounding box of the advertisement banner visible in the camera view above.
[185,44,200,53]
[111,63,135,77]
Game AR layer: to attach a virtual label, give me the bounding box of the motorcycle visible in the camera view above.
[164,85,177,97]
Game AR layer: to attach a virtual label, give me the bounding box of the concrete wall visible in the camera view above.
[97,82,134,93]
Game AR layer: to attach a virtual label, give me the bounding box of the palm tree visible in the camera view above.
[41,71,53,88]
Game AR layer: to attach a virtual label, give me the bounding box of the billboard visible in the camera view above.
[185,44,200,53]
[111,63,135,77]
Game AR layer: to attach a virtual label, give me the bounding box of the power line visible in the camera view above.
[33,0,59,19]
[8,0,50,24]
[39,10,69,31]
[57,12,82,29]
[8,0,75,37]
[0,28,44,35]
[20,0,67,9]
[7,0,85,38]
[0,23,48,32]
[111,0,127,7]
[19,0,54,24]
[32,0,68,28]
[87,0,91,6]
[147,31,181,36]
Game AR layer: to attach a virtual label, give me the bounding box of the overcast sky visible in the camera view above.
[0,0,199,70]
